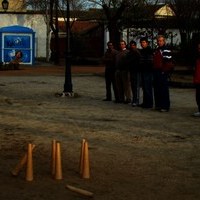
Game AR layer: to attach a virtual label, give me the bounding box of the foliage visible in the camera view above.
[169,0,200,64]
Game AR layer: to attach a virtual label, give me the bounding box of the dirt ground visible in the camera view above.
[0,65,200,200]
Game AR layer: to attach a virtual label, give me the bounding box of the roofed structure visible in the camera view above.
[154,4,175,18]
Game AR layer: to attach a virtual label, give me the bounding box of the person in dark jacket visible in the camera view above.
[8,50,23,70]
[193,42,200,117]
[102,41,119,101]
[153,35,173,112]
[126,40,141,106]
[115,40,131,103]
[139,37,154,108]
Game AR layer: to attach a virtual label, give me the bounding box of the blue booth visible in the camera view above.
[0,25,35,65]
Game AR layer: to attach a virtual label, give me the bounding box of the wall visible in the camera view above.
[0,0,25,12]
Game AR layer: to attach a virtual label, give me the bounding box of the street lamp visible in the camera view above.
[2,0,9,11]
[63,0,73,95]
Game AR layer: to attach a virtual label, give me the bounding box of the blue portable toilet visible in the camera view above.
[0,25,35,65]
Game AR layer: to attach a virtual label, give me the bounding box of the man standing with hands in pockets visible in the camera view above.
[102,41,118,102]
[153,35,173,112]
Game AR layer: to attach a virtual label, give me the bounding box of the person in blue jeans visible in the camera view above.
[139,37,154,109]
[153,35,173,112]
[126,40,141,107]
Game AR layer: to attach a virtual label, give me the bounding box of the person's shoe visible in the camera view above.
[193,112,200,117]
[103,98,111,101]
[124,99,131,104]
[142,105,153,109]
[143,107,153,109]
[114,100,123,103]
[155,107,161,111]
[131,103,137,107]
[139,103,152,109]
[160,109,169,112]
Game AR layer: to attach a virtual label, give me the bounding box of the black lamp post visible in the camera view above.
[63,0,73,95]
[2,0,9,11]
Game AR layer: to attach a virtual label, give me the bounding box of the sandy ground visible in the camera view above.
[0,65,200,200]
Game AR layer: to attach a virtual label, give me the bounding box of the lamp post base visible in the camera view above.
[61,91,74,97]
[63,82,73,94]
[55,92,80,98]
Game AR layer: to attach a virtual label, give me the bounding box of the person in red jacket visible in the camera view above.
[153,35,173,112]
[193,42,200,117]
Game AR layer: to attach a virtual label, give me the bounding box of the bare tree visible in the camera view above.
[169,0,200,63]
[25,0,88,63]
[85,0,134,47]
[169,0,200,42]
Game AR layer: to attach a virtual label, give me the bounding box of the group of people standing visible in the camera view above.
[103,35,173,112]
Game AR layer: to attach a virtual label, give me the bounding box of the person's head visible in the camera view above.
[198,43,200,53]
[156,35,166,47]
[15,50,23,59]
[107,41,114,50]
[129,40,137,50]
[140,37,149,49]
[119,40,126,50]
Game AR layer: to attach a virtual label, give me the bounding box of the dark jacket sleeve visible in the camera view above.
[140,47,153,72]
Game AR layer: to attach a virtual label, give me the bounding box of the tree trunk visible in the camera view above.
[108,22,121,49]
[102,2,127,49]
[54,0,60,65]
[49,0,60,65]
[46,10,51,62]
